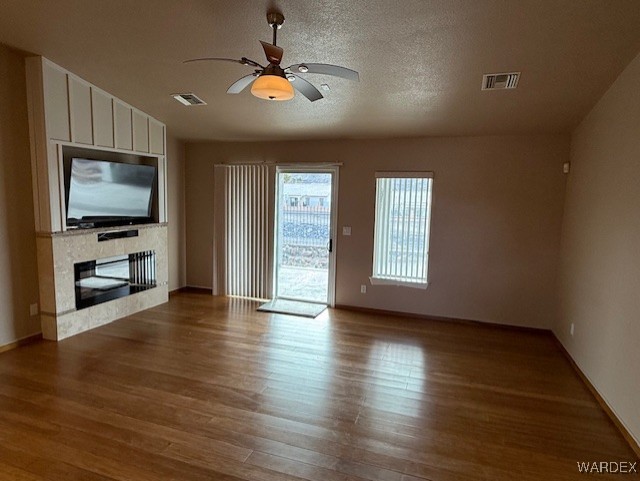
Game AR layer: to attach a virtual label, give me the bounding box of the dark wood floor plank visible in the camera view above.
[0,461,46,481]
[0,292,636,480]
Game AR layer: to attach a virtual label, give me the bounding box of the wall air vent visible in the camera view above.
[482,72,520,90]
[172,93,207,106]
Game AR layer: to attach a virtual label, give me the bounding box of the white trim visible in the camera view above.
[273,166,339,307]
[56,144,67,232]
[216,161,343,167]
[52,140,164,160]
[371,175,434,286]
[328,167,339,307]
[369,277,429,289]
[375,171,433,179]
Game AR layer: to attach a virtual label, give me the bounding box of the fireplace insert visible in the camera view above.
[74,251,156,310]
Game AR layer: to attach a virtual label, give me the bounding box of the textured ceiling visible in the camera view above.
[1,0,640,141]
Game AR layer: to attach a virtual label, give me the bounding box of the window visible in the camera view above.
[371,172,433,288]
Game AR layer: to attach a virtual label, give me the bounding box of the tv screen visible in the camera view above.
[67,158,156,227]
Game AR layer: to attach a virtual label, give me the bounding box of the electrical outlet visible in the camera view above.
[570,323,574,336]
[342,226,352,236]
[360,284,366,294]
[29,303,39,316]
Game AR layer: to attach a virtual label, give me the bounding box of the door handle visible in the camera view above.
[327,239,333,253]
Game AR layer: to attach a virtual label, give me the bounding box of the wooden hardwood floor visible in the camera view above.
[0,292,636,480]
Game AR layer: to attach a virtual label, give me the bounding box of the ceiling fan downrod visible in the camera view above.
[267,12,285,46]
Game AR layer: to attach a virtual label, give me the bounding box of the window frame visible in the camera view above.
[370,171,434,289]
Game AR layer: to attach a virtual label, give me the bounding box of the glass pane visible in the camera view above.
[276,172,332,303]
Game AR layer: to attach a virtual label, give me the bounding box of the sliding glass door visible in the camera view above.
[274,168,338,305]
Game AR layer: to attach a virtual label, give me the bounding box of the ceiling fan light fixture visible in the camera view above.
[251,74,295,101]
[183,11,359,102]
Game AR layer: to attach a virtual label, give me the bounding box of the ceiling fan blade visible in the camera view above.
[184,57,264,68]
[184,57,245,65]
[289,75,323,102]
[227,74,258,94]
[260,40,284,65]
[287,63,360,82]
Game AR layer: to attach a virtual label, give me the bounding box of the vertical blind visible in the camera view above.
[224,165,272,299]
[372,172,433,286]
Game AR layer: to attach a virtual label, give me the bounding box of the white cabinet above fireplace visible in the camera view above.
[25,56,167,233]
[33,58,164,155]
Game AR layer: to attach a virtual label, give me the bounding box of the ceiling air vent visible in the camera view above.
[482,72,520,90]
[172,93,207,106]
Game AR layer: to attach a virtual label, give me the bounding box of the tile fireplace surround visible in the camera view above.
[36,224,168,341]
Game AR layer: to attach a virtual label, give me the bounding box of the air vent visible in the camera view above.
[172,93,207,106]
[482,72,520,90]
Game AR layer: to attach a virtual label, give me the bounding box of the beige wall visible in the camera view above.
[186,134,568,328]
[557,52,640,445]
[0,45,40,346]
[166,134,186,291]
[184,146,214,289]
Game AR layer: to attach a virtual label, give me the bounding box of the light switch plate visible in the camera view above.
[342,226,352,236]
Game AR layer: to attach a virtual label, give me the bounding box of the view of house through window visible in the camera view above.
[372,172,433,287]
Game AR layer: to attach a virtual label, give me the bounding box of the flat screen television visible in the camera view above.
[66,158,156,228]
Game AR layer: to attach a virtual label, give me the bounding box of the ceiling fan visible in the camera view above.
[184,12,359,102]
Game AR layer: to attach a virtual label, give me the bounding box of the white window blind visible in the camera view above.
[371,172,433,288]
[225,165,271,299]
